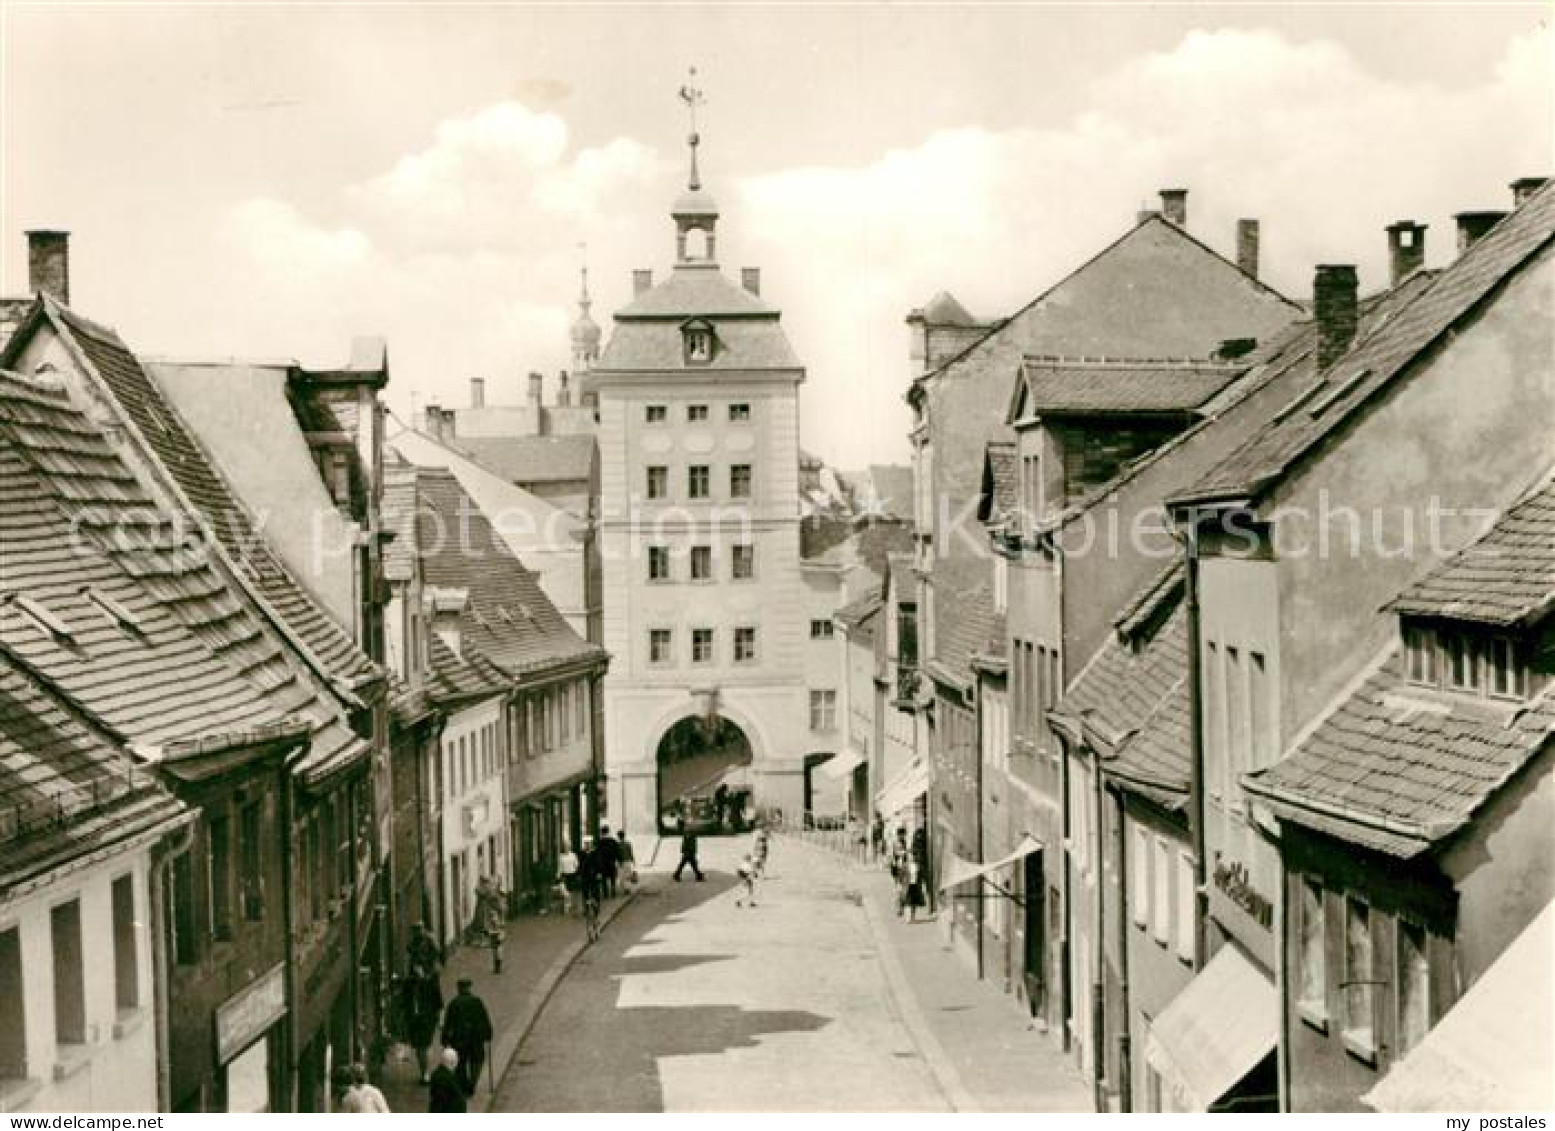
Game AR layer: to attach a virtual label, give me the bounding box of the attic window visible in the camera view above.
[1,592,75,644]
[683,321,715,365]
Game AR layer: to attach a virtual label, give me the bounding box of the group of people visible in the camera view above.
[557,824,635,927]
[397,921,497,1112]
[886,823,931,922]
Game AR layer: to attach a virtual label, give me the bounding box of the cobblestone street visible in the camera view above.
[492,837,1090,1112]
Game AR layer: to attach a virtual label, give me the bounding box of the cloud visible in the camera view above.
[209,27,1550,466]
[735,25,1552,465]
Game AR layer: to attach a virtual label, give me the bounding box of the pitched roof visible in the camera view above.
[614,264,776,318]
[414,468,603,678]
[1244,649,1555,858]
[920,291,980,327]
[1390,474,1555,628]
[0,643,187,893]
[0,357,365,783]
[599,264,802,373]
[450,433,595,486]
[925,586,1001,689]
[1054,596,1191,808]
[29,303,377,690]
[834,592,884,634]
[800,514,856,561]
[0,297,32,353]
[1180,181,1555,506]
[1013,357,1244,417]
[912,213,1300,398]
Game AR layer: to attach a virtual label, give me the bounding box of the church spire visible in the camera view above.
[679,66,704,191]
[570,245,601,371]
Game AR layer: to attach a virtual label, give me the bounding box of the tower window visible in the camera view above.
[729,403,751,422]
[688,404,709,422]
[645,405,667,424]
[684,323,714,364]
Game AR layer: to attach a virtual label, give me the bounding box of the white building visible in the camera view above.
[591,126,809,833]
[0,656,186,1113]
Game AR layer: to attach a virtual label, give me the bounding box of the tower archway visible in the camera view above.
[654,713,754,835]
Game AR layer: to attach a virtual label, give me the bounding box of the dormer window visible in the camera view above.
[683,321,715,365]
[1403,621,1532,701]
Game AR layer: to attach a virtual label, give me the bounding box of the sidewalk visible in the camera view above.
[379,884,638,1114]
[783,836,1093,1113]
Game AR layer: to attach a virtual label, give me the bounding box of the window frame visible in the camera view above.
[734,626,758,665]
[647,545,671,582]
[646,465,668,500]
[688,464,711,500]
[687,404,709,422]
[648,628,674,667]
[645,404,668,425]
[691,628,714,664]
[1342,896,1377,1062]
[730,463,753,499]
[731,543,756,581]
[728,402,751,423]
[689,545,713,581]
[1296,877,1328,1029]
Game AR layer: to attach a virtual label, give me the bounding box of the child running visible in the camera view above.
[736,853,757,907]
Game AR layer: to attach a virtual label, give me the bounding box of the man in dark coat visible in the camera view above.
[596,825,621,897]
[428,1047,467,1113]
[440,977,494,1096]
[673,820,704,881]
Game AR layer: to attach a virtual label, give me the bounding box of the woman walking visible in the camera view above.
[903,855,927,922]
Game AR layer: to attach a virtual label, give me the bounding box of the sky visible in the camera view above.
[2,3,1550,467]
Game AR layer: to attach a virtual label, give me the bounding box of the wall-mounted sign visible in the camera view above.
[215,963,286,1064]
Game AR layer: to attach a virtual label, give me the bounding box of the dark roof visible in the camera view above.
[926,586,1000,689]
[0,353,365,783]
[1054,597,1190,808]
[452,433,595,486]
[1244,650,1555,858]
[834,592,884,634]
[34,303,377,689]
[0,297,32,353]
[865,465,915,520]
[414,468,603,678]
[800,514,856,561]
[979,441,1018,526]
[0,643,186,893]
[1180,181,1555,506]
[1014,357,1243,416]
[854,520,915,578]
[599,264,801,373]
[1390,474,1555,628]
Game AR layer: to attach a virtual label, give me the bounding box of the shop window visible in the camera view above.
[1343,897,1376,1059]
[0,927,23,1079]
[51,900,85,1046]
[112,874,139,1011]
[1297,878,1326,1024]
[1397,920,1431,1056]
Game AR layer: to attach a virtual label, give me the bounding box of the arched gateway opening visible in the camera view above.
[655,714,754,836]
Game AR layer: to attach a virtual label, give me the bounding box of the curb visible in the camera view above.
[853,860,981,1113]
[477,889,638,1111]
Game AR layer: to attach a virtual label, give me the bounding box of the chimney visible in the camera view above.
[1236,218,1260,279]
[469,377,485,408]
[741,268,761,296]
[423,404,445,442]
[1159,188,1188,228]
[632,269,653,296]
[557,370,571,407]
[1511,176,1549,208]
[527,371,544,410]
[1455,211,1507,254]
[26,230,69,304]
[1313,264,1359,371]
[1385,221,1427,287]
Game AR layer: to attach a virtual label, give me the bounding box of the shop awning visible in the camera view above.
[1145,942,1275,1112]
[1365,901,1554,1113]
[938,834,1044,891]
[820,748,867,780]
[875,758,929,818]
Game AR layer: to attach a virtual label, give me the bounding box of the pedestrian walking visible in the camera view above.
[752,826,769,878]
[349,1063,390,1112]
[473,873,506,973]
[903,855,927,922]
[427,1048,466,1113]
[578,835,607,940]
[617,827,637,889]
[404,923,443,1084]
[597,824,621,897]
[871,814,885,862]
[735,853,757,907]
[673,821,704,881]
[911,826,933,915]
[559,844,581,916]
[440,977,493,1097]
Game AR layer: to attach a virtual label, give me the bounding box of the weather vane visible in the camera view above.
[678,66,705,190]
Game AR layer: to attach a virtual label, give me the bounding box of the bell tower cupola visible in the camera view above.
[673,67,718,265]
[569,256,602,372]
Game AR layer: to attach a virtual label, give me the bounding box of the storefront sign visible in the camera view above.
[216,964,286,1064]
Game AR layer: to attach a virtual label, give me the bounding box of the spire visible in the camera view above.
[679,66,704,191]
[570,243,601,370]
[672,67,718,263]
